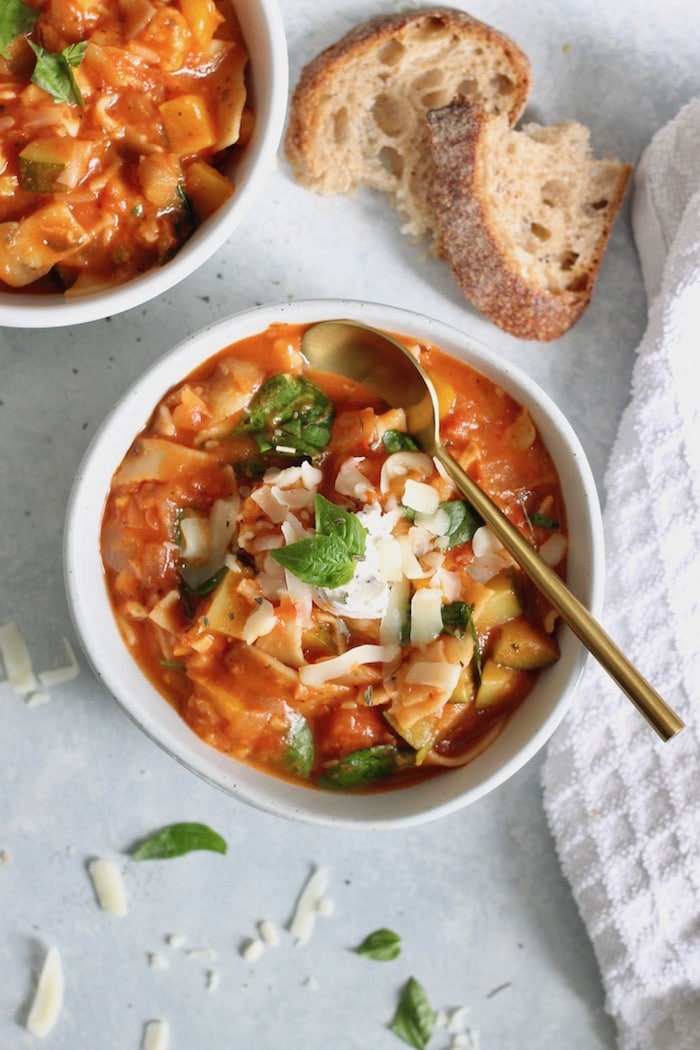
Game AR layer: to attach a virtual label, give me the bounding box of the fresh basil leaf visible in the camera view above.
[29,40,87,105]
[355,928,402,962]
[235,374,333,457]
[271,534,355,588]
[440,500,482,547]
[314,494,366,558]
[382,430,419,454]
[130,822,227,860]
[441,601,481,678]
[285,714,314,779]
[530,511,559,529]
[390,977,436,1050]
[0,0,37,59]
[271,496,367,588]
[440,600,471,638]
[319,745,407,789]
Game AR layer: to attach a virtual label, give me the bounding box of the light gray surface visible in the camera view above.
[1,2,698,1047]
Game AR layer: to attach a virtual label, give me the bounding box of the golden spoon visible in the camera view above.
[301,319,684,741]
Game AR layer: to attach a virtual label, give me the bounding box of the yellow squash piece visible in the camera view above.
[491,618,560,670]
[475,660,529,709]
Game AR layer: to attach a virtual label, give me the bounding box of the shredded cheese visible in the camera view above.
[242,599,275,644]
[289,867,330,945]
[142,1019,169,1050]
[402,478,440,515]
[25,946,63,1038]
[299,645,399,687]
[88,858,128,916]
[410,589,444,645]
[37,637,80,688]
[0,621,38,695]
[259,919,280,946]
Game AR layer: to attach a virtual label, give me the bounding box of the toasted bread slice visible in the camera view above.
[285,7,531,240]
[427,101,632,341]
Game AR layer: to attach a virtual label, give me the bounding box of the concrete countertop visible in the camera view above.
[1,2,697,1046]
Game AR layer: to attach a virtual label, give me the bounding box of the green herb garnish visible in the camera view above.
[179,565,228,619]
[130,822,227,861]
[441,601,482,679]
[29,40,87,105]
[382,430,419,454]
[235,374,334,458]
[284,714,314,779]
[530,511,559,529]
[0,0,37,59]
[440,600,473,638]
[355,928,402,962]
[440,500,483,547]
[271,494,366,588]
[390,977,436,1050]
[319,745,406,789]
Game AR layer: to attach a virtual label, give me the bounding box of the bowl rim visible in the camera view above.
[0,0,289,329]
[64,298,605,829]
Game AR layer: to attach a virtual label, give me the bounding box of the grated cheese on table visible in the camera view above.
[25,946,63,1038]
[88,858,128,916]
[142,1019,169,1050]
[0,621,38,695]
[289,867,330,945]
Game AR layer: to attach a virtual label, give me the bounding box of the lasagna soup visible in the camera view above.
[101,324,568,791]
[0,0,249,293]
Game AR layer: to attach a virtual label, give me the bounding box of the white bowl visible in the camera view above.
[64,299,605,829]
[0,0,288,329]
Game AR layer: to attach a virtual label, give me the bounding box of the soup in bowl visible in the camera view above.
[65,300,604,827]
[0,0,287,327]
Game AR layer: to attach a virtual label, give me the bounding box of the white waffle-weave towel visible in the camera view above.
[541,98,700,1050]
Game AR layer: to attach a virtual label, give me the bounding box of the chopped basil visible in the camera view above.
[440,600,472,637]
[0,0,37,59]
[284,714,314,779]
[440,499,483,547]
[29,40,87,106]
[442,600,482,679]
[319,745,407,789]
[530,511,559,529]
[130,822,227,860]
[180,565,228,619]
[271,494,366,589]
[355,928,402,962]
[235,374,333,458]
[383,430,419,454]
[390,977,436,1050]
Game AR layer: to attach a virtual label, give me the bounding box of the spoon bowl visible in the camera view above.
[302,319,684,741]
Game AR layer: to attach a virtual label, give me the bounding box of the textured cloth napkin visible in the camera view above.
[541,98,700,1050]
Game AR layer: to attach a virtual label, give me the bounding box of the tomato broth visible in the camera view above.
[101,323,569,792]
[0,0,250,293]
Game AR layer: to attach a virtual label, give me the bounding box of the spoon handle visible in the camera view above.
[433,445,685,741]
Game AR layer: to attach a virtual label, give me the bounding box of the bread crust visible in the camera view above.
[427,102,632,341]
[285,7,531,195]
